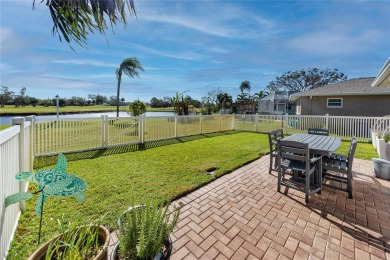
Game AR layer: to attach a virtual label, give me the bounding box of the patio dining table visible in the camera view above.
[282,133,341,156]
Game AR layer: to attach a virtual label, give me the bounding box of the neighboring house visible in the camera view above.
[258,91,297,115]
[290,58,390,117]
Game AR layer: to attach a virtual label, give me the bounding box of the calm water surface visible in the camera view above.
[0,111,174,125]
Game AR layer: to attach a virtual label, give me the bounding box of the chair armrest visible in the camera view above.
[310,156,322,163]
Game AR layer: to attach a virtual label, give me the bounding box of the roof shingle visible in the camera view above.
[290,77,390,100]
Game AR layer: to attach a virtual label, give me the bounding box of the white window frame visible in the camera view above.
[327,98,343,108]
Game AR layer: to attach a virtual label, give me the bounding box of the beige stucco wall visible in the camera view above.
[297,95,390,116]
[378,73,390,86]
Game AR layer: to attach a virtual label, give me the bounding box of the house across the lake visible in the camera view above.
[290,58,390,117]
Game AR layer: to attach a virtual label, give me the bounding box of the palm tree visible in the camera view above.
[116,58,144,117]
[236,93,248,101]
[216,92,233,110]
[36,0,137,48]
[253,90,269,101]
[239,80,251,94]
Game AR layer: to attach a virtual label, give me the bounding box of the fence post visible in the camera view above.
[200,115,203,134]
[12,117,27,211]
[284,114,289,135]
[325,114,329,130]
[174,115,178,138]
[25,116,35,169]
[219,114,222,132]
[101,115,107,148]
[140,115,145,144]
[255,113,259,132]
[232,114,235,130]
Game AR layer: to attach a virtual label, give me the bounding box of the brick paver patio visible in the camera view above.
[170,155,390,259]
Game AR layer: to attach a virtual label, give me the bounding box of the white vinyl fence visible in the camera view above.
[0,117,33,259]
[31,113,387,156]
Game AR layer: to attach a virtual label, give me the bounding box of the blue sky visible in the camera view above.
[1,0,389,103]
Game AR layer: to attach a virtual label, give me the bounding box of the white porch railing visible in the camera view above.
[0,117,33,259]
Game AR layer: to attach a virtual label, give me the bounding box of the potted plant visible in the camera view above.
[29,218,110,260]
[111,198,180,260]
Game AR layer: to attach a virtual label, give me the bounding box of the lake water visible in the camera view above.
[0,111,174,125]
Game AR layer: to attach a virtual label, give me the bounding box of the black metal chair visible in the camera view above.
[308,128,329,136]
[322,138,357,198]
[277,139,322,203]
[267,129,284,174]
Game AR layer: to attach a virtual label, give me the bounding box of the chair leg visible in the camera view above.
[269,155,273,174]
[318,159,322,195]
[277,163,282,193]
[347,170,353,199]
[305,172,310,203]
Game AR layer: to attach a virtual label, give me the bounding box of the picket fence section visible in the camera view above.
[0,117,33,259]
[31,113,387,156]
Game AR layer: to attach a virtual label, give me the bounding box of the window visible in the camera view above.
[327,98,343,108]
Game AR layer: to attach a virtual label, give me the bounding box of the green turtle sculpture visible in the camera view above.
[5,153,88,216]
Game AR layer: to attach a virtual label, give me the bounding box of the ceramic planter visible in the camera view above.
[28,225,110,260]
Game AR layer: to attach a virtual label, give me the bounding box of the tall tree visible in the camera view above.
[34,0,137,48]
[239,80,251,94]
[216,92,233,110]
[116,58,144,117]
[0,86,14,107]
[267,68,347,92]
[253,90,269,101]
[236,93,248,101]
[14,87,27,107]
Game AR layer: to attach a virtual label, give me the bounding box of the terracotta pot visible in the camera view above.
[28,225,110,260]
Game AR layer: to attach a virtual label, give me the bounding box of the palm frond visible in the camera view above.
[34,0,136,48]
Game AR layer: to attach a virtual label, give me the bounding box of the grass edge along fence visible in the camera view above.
[25,114,389,156]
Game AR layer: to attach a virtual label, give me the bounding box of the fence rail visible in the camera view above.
[0,117,33,259]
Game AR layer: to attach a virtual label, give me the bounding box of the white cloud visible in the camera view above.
[129,43,206,61]
[51,59,118,68]
[286,29,383,56]
[0,62,22,74]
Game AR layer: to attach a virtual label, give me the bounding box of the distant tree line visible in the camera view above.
[0,86,126,108]
[1,68,347,115]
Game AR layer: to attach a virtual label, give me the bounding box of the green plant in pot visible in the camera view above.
[29,217,110,260]
[112,197,180,260]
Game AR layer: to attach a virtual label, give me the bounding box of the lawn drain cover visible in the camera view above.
[206,167,218,175]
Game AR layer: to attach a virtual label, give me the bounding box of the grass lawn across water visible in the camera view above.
[6,131,377,259]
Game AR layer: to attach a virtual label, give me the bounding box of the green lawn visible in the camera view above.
[0,124,11,131]
[6,131,378,259]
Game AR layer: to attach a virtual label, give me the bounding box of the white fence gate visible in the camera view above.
[0,117,33,259]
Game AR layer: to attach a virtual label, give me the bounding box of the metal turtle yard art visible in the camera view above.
[5,153,88,244]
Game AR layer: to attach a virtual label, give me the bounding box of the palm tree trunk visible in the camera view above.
[116,71,122,117]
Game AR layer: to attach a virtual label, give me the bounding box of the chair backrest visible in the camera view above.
[278,140,310,170]
[308,128,329,136]
[347,138,358,169]
[268,129,284,152]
